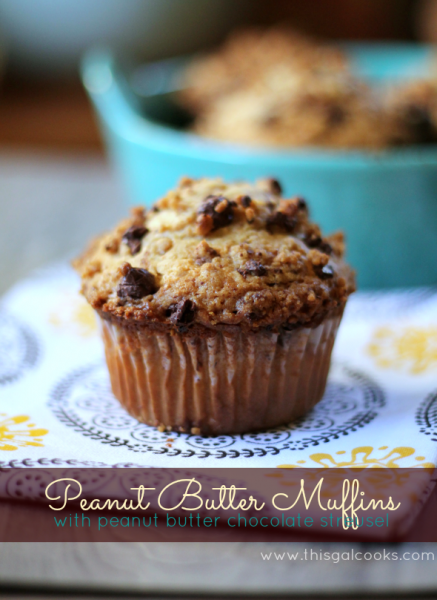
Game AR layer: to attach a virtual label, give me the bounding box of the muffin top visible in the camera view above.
[74,177,355,332]
[180,27,349,113]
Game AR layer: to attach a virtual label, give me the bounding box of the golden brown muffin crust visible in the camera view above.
[74,177,355,332]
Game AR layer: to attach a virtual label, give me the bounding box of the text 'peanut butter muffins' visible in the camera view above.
[74,177,355,435]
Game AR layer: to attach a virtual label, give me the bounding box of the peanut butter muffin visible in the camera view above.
[74,177,355,435]
[181,27,437,149]
[180,27,349,114]
[193,73,387,150]
[179,27,389,149]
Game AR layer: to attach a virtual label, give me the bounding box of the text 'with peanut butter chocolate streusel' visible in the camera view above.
[73,177,355,331]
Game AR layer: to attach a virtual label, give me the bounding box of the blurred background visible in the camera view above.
[1,0,437,294]
[1,0,435,154]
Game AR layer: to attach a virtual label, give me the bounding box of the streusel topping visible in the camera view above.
[74,177,355,331]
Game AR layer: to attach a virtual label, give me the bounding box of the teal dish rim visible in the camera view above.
[82,46,437,168]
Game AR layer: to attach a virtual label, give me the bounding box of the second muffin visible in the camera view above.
[74,177,355,435]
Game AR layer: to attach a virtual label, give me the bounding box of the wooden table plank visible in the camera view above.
[0,150,125,296]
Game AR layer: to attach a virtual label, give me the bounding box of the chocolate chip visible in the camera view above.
[261,113,280,127]
[238,260,267,277]
[267,178,282,195]
[327,104,347,126]
[318,241,333,255]
[240,195,252,208]
[117,266,157,299]
[304,233,332,255]
[266,211,296,233]
[314,264,334,280]
[167,299,196,325]
[305,233,321,247]
[122,226,148,255]
[296,197,307,211]
[404,105,436,143]
[197,196,235,234]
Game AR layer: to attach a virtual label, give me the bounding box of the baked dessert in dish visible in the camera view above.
[192,72,387,150]
[74,177,355,435]
[180,27,349,114]
[178,27,437,150]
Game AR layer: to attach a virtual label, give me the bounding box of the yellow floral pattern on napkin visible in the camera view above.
[0,414,49,451]
[273,447,433,504]
[367,325,437,374]
[49,295,97,337]
[277,446,434,469]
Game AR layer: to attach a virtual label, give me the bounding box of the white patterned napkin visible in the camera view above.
[0,263,436,472]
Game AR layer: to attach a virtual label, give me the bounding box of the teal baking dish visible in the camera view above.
[81,45,437,289]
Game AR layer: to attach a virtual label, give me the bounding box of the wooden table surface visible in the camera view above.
[0,76,103,154]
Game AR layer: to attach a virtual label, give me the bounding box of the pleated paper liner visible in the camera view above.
[99,309,343,435]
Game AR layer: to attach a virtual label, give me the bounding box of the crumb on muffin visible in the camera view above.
[74,177,355,331]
